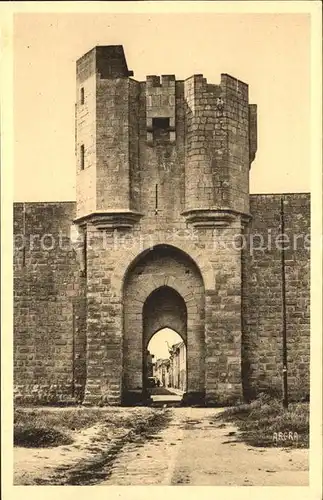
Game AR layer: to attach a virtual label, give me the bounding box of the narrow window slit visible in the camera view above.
[155,184,159,215]
[80,145,85,170]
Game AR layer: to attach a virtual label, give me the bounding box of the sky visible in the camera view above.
[148,328,183,360]
[13,11,311,201]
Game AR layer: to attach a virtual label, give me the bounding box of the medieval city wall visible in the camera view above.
[13,194,310,404]
[13,202,86,403]
[242,193,310,401]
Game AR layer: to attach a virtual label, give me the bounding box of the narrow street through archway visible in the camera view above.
[145,327,187,406]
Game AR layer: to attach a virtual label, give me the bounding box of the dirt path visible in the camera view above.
[100,408,308,486]
[14,407,308,486]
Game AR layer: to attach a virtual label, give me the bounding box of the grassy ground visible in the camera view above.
[215,394,309,448]
[14,406,168,448]
[14,407,121,447]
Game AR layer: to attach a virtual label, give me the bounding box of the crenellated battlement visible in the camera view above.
[146,74,176,87]
[75,45,257,227]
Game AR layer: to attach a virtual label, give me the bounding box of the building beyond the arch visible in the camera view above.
[13,45,310,406]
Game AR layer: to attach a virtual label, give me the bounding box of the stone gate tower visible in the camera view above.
[13,45,310,406]
[74,45,257,405]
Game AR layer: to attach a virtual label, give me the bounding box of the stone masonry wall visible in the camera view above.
[76,50,97,219]
[183,74,252,214]
[242,194,310,401]
[96,78,132,211]
[283,194,310,399]
[143,287,188,346]
[137,78,186,228]
[222,74,250,214]
[76,46,134,218]
[80,217,245,405]
[13,202,86,403]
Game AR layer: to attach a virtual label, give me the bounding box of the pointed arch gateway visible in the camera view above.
[122,244,205,405]
[143,288,187,396]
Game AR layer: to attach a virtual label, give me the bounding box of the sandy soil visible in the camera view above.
[14,423,103,484]
[14,406,158,485]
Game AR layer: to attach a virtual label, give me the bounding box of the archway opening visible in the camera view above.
[145,328,187,403]
[122,244,205,406]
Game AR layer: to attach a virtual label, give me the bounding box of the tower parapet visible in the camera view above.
[74,45,257,230]
[182,72,257,227]
[146,75,176,143]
